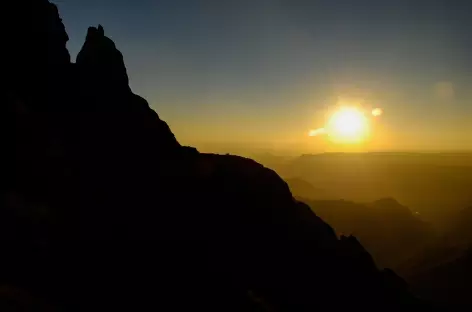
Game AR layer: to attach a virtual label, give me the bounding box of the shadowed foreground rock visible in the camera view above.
[1,1,431,311]
[407,247,472,309]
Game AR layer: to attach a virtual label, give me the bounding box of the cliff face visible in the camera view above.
[1,1,428,311]
[407,248,472,309]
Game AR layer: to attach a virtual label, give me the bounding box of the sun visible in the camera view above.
[326,107,369,143]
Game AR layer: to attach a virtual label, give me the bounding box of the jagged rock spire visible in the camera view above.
[77,24,130,97]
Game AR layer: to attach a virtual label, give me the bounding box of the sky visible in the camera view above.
[54,0,472,154]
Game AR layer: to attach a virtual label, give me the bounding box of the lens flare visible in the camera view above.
[372,108,383,117]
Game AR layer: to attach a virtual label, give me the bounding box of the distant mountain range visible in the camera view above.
[264,153,472,229]
[300,197,437,269]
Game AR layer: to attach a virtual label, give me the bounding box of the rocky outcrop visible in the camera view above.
[407,247,472,309]
[1,1,429,311]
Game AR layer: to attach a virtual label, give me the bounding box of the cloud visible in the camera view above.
[434,81,455,101]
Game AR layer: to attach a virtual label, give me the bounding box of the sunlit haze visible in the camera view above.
[326,107,369,143]
[55,0,472,154]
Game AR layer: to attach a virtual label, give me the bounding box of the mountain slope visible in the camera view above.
[301,198,436,269]
[1,1,429,310]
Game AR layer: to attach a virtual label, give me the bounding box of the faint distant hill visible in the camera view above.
[448,206,472,244]
[284,177,325,199]
[396,205,472,304]
[278,152,472,227]
[249,152,294,170]
[302,198,437,269]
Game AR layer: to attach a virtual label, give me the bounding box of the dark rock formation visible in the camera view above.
[407,247,472,309]
[77,24,130,97]
[2,1,430,311]
[397,206,472,309]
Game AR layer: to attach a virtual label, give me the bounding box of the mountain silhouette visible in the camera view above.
[406,247,472,309]
[301,198,436,269]
[395,205,472,308]
[1,1,430,310]
[278,153,472,220]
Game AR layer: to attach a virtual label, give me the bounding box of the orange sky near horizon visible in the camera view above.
[56,0,472,155]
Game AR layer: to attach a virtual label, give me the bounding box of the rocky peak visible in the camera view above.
[1,1,430,310]
[77,25,130,100]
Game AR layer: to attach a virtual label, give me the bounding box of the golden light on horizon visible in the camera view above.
[326,107,369,143]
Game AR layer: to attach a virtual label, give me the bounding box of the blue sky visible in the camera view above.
[54,0,472,152]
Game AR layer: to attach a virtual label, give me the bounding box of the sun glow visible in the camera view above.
[309,128,326,137]
[372,108,383,117]
[326,107,369,143]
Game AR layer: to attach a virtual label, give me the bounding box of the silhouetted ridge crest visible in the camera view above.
[77,24,130,98]
[1,1,430,310]
[74,24,180,155]
[6,1,70,108]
